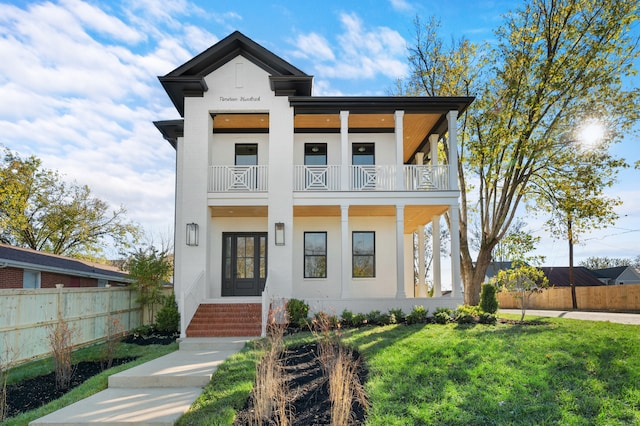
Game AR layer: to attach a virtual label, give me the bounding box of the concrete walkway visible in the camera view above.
[500,309,640,325]
[30,337,253,426]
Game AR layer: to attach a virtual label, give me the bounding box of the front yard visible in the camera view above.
[179,314,640,425]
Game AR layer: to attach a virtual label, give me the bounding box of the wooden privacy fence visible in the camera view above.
[0,287,148,366]
[496,284,640,312]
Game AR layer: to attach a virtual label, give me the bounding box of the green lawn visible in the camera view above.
[179,315,640,425]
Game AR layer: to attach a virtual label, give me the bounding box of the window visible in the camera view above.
[304,232,327,278]
[352,143,375,190]
[304,143,327,165]
[235,144,258,165]
[352,232,375,277]
[23,270,40,288]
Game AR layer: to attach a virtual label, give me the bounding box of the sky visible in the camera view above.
[0,0,638,266]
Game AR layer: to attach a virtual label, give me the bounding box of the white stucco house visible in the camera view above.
[155,31,473,337]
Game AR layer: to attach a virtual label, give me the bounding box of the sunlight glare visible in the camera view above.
[576,119,606,151]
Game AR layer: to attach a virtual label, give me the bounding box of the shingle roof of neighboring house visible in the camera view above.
[0,243,130,282]
[592,266,629,280]
[484,261,524,281]
[540,266,603,287]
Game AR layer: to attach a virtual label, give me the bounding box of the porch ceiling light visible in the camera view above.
[186,223,199,246]
[275,222,285,246]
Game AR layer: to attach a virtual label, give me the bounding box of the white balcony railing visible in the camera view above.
[209,165,268,192]
[209,165,451,193]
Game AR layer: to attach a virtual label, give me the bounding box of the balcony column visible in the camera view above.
[429,134,439,166]
[449,206,463,298]
[340,111,349,191]
[417,225,426,297]
[395,205,406,298]
[341,204,350,298]
[395,110,405,190]
[447,111,458,190]
[432,215,442,297]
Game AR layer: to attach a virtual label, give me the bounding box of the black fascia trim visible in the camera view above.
[289,96,475,114]
[294,128,341,134]
[154,120,184,149]
[213,128,269,134]
[270,76,313,97]
[158,76,208,117]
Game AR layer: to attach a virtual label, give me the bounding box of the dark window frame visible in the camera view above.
[352,231,375,278]
[304,231,327,278]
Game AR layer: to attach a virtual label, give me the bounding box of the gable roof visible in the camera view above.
[159,31,313,116]
[540,266,603,287]
[0,243,130,282]
[592,266,630,279]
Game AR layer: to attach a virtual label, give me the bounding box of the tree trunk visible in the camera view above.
[462,245,494,305]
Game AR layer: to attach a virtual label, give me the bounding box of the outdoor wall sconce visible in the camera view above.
[275,222,285,246]
[186,223,199,246]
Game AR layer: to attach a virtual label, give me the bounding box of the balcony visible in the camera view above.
[208,165,451,192]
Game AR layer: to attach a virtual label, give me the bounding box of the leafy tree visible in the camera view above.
[579,256,638,269]
[123,246,173,324]
[401,2,639,304]
[0,149,140,257]
[532,150,623,308]
[493,264,549,322]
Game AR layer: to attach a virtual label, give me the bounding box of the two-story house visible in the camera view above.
[155,31,473,337]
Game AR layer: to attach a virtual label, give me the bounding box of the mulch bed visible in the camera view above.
[4,357,136,418]
[4,331,177,419]
[234,343,368,425]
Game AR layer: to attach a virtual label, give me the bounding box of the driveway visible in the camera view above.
[499,309,640,325]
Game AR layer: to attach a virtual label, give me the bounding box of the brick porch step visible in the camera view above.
[186,303,262,337]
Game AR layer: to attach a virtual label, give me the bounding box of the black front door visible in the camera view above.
[222,233,267,296]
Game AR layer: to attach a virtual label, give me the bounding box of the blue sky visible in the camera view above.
[0,0,638,264]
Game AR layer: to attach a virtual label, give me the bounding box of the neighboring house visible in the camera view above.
[592,266,640,285]
[154,31,473,337]
[0,243,130,289]
[483,261,523,283]
[540,266,604,287]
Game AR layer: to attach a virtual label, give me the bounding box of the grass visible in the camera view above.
[178,315,639,425]
[3,341,178,425]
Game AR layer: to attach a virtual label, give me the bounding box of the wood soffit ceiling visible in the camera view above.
[211,112,441,162]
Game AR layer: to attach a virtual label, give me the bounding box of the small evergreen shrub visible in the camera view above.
[286,298,309,328]
[479,312,498,325]
[313,311,339,329]
[352,313,367,327]
[366,310,391,326]
[406,306,429,325]
[155,292,180,333]
[388,308,405,324]
[434,307,453,324]
[341,309,355,327]
[480,284,499,314]
[455,305,480,324]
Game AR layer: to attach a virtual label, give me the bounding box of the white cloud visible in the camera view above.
[389,0,412,12]
[291,12,408,84]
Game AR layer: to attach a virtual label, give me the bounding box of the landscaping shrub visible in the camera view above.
[155,292,180,333]
[433,307,453,324]
[388,308,405,324]
[455,305,480,324]
[352,313,367,327]
[479,312,498,325]
[480,283,499,314]
[341,309,355,327]
[366,310,391,326]
[286,298,309,328]
[406,306,429,325]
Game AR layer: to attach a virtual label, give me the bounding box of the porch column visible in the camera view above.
[432,215,442,297]
[395,110,405,190]
[449,206,463,297]
[341,204,350,298]
[395,205,406,298]
[429,134,439,166]
[417,225,426,297]
[340,111,349,191]
[447,111,459,191]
